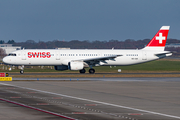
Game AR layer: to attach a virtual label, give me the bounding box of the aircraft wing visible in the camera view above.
[72,55,123,66]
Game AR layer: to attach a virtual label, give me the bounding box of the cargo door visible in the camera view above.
[142,51,147,60]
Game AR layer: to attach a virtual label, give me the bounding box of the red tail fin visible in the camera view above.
[144,26,170,51]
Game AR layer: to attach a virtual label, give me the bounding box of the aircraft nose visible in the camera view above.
[3,57,8,64]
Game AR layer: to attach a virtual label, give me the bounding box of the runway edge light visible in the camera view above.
[6,73,9,77]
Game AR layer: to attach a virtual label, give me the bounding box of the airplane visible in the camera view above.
[3,26,172,74]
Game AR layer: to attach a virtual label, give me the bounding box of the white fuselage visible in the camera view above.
[3,49,164,66]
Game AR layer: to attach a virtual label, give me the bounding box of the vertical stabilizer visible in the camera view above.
[143,26,170,51]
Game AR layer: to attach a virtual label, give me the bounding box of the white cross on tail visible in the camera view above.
[156,33,165,44]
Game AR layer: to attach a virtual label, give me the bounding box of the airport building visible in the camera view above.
[166,43,180,48]
[0,44,21,55]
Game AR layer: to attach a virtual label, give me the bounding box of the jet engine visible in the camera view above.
[68,62,84,70]
[54,65,68,71]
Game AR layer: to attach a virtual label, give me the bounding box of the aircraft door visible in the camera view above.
[21,51,26,60]
[56,51,60,60]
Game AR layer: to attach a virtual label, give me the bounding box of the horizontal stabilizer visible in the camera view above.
[155,52,172,58]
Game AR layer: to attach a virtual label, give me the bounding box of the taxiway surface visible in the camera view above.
[0,77,180,120]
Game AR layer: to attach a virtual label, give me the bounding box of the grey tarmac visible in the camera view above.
[0,77,180,120]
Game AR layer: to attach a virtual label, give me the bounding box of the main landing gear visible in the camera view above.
[79,68,95,74]
[89,68,95,74]
[79,68,86,73]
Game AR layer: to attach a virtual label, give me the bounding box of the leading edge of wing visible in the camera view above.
[72,55,123,62]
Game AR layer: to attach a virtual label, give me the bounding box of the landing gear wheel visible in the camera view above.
[20,70,24,74]
[79,69,86,73]
[89,68,95,74]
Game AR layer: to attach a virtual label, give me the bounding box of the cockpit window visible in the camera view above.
[8,53,16,56]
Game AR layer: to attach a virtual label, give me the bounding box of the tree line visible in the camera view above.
[1,39,180,56]
[9,39,180,49]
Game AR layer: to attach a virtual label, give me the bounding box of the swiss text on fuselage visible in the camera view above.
[28,52,51,58]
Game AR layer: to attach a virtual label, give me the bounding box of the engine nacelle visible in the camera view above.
[54,65,68,71]
[68,62,84,70]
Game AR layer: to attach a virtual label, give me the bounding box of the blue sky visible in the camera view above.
[0,0,179,42]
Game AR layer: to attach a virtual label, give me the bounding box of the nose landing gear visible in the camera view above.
[19,65,24,74]
[20,70,24,74]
